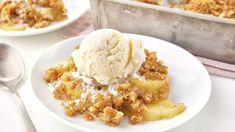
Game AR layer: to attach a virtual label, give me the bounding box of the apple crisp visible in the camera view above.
[44,46,185,127]
[138,0,235,19]
[0,0,67,31]
[172,0,235,19]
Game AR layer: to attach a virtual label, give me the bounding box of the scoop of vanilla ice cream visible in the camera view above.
[72,29,145,85]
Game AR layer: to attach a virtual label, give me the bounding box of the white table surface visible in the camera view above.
[1,11,235,132]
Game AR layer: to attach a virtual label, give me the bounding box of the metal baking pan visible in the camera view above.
[90,0,235,64]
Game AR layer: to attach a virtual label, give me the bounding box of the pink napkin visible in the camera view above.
[59,10,93,38]
[59,10,235,79]
[197,57,235,79]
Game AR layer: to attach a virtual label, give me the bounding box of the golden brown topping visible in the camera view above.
[64,96,91,116]
[83,113,94,121]
[129,113,143,125]
[91,95,113,113]
[172,0,235,19]
[53,76,82,100]
[98,107,124,127]
[64,102,79,117]
[138,0,235,19]
[142,93,153,103]
[139,49,168,80]
[44,58,76,83]
[112,96,124,109]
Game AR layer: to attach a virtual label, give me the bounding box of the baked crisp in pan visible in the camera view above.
[172,0,235,19]
[137,0,235,19]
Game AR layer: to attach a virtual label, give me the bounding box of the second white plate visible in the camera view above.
[0,0,89,37]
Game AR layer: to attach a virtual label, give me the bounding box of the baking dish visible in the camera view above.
[91,0,235,64]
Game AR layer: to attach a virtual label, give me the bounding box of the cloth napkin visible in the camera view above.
[59,10,235,79]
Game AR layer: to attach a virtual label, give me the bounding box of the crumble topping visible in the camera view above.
[137,0,235,19]
[139,49,168,80]
[44,47,184,127]
[171,0,235,19]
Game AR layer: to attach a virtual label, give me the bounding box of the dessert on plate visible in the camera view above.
[0,0,67,31]
[43,29,185,127]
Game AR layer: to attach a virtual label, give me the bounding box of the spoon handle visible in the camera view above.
[12,93,37,132]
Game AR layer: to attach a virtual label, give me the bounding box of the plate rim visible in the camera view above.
[30,34,212,132]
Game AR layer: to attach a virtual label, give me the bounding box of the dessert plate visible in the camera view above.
[0,0,89,37]
[30,34,211,132]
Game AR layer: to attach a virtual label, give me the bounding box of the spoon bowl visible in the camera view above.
[0,43,24,89]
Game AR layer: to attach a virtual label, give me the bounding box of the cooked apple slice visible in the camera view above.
[38,8,54,20]
[143,99,185,121]
[129,77,169,100]
[0,23,26,31]
[130,77,169,92]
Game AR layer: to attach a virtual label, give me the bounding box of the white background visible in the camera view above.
[0,2,235,132]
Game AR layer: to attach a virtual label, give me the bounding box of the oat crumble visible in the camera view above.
[172,0,235,19]
[138,0,235,19]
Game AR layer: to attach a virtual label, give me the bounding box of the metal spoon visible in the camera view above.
[0,43,36,132]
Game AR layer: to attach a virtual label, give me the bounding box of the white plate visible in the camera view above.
[30,34,211,132]
[0,0,89,37]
